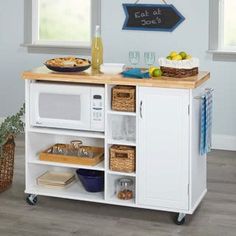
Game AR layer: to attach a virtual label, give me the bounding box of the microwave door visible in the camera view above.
[30,83,91,130]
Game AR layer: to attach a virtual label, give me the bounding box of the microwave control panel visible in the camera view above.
[91,88,104,131]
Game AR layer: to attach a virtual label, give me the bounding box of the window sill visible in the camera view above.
[207,50,236,61]
[207,50,236,55]
[21,43,91,56]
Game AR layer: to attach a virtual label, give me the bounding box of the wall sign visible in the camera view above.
[122,4,185,32]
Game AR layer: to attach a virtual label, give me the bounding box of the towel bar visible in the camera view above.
[194,88,214,100]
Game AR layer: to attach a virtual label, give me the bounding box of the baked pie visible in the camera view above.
[45,57,91,72]
[46,57,90,67]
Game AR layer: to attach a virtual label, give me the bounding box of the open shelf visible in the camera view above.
[29,160,105,171]
[107,110,136,117]
[106,173,136,206]
[107,139,136,146]
[26,180,105,203]
[107,170,136,177]
[28,127,105,139]
[107,194,135,207]
[107,114,136,144]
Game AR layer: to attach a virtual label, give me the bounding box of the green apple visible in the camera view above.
[152,68,162,77]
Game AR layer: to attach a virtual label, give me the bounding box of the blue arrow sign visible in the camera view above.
[123,4,185,32]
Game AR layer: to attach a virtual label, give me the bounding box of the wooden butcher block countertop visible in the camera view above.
[22,66,210,89]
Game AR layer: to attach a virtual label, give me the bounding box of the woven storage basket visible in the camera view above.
[110,145,135,173]
[0,135,15,193]
[160,66,198,78]
[112,86,136,112]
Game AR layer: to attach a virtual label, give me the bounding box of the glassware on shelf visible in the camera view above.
[111,116,125,140]
[116,178,134,200]
[79,147,94,158]
[129,51,140,67]
[124,116,136,142]
[70,140,83,156]
[144,52,156,67]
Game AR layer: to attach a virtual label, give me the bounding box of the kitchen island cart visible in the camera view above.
[22,67,210,225]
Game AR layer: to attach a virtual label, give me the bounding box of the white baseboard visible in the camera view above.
[212,134,236,151]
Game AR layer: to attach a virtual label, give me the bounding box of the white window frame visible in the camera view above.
[23,0,101,54]
[209,0,236,55]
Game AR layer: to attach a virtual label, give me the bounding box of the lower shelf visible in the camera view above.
[107,170,136,177]
[26,180,105,203]
[107,194,135,207]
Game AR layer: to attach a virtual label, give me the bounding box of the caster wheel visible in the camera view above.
[26,194,38,205]
[174,213,186,225]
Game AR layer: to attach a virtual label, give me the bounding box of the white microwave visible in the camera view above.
[30,82,105,132]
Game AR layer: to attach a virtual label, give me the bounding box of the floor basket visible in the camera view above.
[0,135,15,193]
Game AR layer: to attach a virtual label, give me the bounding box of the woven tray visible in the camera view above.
[160,66,199,78]
[40,144,104,166]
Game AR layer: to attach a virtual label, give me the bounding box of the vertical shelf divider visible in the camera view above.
[104,84,109,201]
[135,85,139,205]
[105,84,137,204]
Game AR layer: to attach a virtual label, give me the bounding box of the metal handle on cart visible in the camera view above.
[140,100,143,119]
[194,88,214,100]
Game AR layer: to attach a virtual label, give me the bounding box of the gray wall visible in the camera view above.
[0,0,235,148]
[101,0,236,143]
[0,0,53,117]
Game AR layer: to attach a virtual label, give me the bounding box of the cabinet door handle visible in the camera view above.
[140,100,143,119]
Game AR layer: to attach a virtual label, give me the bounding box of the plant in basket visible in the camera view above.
[0,104,25,193]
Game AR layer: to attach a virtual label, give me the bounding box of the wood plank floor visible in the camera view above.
[0,137,236,236]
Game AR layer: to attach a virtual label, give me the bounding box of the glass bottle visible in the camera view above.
[91,25,103,70]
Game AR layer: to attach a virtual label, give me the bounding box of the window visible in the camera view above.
[219,0,236,50]
[209,0,236,53]
[24,0,101,52]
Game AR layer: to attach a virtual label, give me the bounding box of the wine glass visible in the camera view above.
[144,52,156,67]
[129,51,140,67]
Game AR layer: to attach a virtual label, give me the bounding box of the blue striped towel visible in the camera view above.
[200,90,213,156]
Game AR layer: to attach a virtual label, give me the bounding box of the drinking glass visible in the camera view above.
[144,52,155,67]
[111,116,124,140]
[124,116,136,142]
[129,51,140,67]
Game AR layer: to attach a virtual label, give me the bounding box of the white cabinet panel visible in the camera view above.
[137,87,189,210]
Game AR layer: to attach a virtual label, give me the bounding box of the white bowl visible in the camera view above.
[100,63,125,74]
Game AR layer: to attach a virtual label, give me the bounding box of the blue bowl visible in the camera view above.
[76,169,104,193]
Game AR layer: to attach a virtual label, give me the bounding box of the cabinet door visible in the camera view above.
[137,87,189,211]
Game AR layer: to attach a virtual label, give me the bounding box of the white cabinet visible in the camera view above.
[24,79,208,224]
[137,87,190,210]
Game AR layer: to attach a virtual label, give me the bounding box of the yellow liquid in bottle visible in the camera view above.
[92,37,103,70]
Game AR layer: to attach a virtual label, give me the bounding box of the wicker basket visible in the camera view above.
[112,86,136,112]
[110,145,135,173]
[160,66,199,78]
[0,135,15,193]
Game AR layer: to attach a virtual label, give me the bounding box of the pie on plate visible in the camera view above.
[45,57,91,72]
